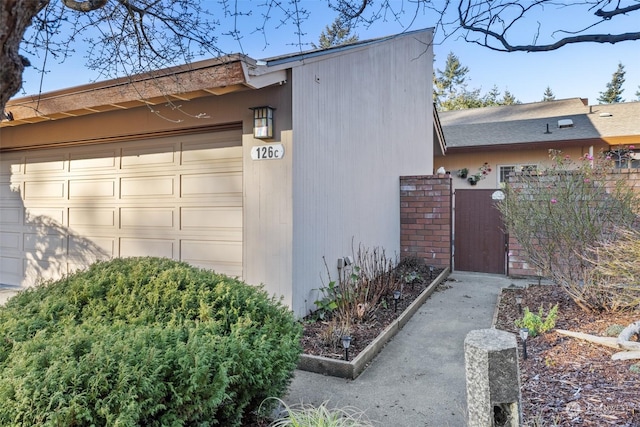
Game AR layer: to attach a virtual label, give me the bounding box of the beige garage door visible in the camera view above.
[0,129,243,288]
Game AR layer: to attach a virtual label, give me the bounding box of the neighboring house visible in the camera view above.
[0,29,443,317]
[435,98,640,276]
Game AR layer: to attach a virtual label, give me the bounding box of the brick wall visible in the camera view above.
[399,175,452,269]
[507,168,640,278]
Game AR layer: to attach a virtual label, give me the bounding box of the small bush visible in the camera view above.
[264,398,374,427]
[515,304,559,337]
[0,257,302,426]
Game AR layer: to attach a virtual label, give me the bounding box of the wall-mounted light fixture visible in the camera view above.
[250,106,275,139]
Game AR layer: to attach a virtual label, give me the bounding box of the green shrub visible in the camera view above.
[264,398,375,427]
[515,304,559,337]
[0,257,302,426]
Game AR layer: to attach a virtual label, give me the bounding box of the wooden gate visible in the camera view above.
[454,189,507,274]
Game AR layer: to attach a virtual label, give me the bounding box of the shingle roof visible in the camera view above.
[440,98,640,149]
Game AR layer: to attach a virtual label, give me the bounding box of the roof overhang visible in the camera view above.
[1,54,287,127]
[444,137,614,154]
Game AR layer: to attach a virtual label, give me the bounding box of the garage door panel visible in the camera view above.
[69,235,114,258]
[121,145,176,168]
[181,240,242,277]
[0,181,22,204]
[23,180,66,200]
[181,207,242,230]
[120,208,175,228]
[24,155,66,174]
[120,176,175,198]
[0,232,21,250]
[0,157,22,176]
[24,233,67,255]
[24,257,67,285]
[69,208,116,227]
[25,207,65,225]
[120,238,175,258]
[70,151,117,171]
[0,208,22,225]
[0,257,23,284]
[181,172,242,197]
[182,142,241,164]
[69,179,116,199]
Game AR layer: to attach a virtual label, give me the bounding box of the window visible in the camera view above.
[499,164,537,185]
[607,147,640,169]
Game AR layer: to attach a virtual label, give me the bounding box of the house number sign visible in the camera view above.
[251,144,285,160]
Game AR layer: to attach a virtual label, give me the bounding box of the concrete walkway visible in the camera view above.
[284,271,529,426]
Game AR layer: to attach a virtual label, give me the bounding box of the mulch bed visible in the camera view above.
[494,284,640,426]
[300,265,445,360]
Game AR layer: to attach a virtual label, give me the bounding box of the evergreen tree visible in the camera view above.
[312,17,359,49]
[501,90,520,105]
[433,52,520,111]
[482,85,501,107]
[597,62,626,104]
[434,52,470,106]
[542,86,555,101]
[636,86,640,101]
[440,88,484,110]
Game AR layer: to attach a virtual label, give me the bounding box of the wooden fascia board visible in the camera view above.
[433,107,447,156]
[3,59,249,125]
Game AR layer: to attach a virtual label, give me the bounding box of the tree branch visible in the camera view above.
[595,3,640,19]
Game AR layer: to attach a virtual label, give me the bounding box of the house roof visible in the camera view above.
[440,98,640,152]
[1,29,434,128]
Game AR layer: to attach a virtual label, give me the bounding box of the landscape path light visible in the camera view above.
[519,328,529,360]
[393,290,401,313]
[341,335,352,361]
[515,295,523,314]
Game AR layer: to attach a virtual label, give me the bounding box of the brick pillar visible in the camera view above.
[400,175,452,269]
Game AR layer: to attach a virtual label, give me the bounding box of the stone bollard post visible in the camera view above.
[464,329,521,427]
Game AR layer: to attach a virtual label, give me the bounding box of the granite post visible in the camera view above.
[465,328,521,427]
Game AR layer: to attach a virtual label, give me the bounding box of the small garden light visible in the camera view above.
[393,290,401,313]
[429,265,434,280]
[519,328,529,360]
[341,335,352,361]
[515,295,523,314]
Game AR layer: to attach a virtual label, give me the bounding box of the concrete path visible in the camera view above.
[284,271,529,426]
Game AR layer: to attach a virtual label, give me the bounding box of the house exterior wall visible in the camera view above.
[437,144,608,191]
[289,30,434,316]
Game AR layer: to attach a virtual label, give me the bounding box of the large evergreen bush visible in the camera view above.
[0,257,302,426]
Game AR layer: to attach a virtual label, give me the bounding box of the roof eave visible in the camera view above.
[1,54,288,127]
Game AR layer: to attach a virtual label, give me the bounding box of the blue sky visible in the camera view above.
[17,1,640,105]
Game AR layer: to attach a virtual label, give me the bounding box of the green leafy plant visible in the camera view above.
[0,257,302,427]
[263,398,375,427]
[515,303,559,337]
[312,280,341,321]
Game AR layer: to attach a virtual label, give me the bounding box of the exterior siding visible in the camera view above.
[437,145,607,191]
[290,31,434,317]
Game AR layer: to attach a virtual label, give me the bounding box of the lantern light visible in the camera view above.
[251,106,275,139]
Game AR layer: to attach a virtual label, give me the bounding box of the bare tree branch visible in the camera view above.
[595,3,640,19]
